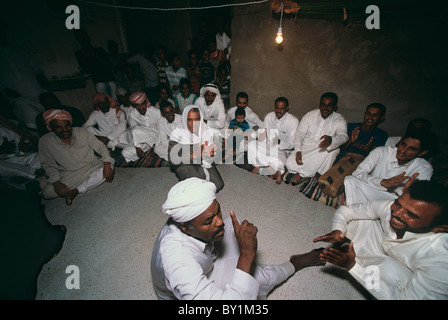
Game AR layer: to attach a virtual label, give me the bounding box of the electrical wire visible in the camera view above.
[79,0,269,11]
[279,1,284,28]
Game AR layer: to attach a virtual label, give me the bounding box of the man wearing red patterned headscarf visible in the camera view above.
[38,109,115,205]
[42,108,73,132]
[82,93,131,151]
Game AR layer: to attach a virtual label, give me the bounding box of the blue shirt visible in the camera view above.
[229,119,250,132]
[336,122,388,162]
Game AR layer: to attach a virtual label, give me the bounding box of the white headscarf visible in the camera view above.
[199,83,221,100]
[162,177,217,223]
[170,105,214,145]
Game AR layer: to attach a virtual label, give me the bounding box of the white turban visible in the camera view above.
[116,87,127,96]
[199,83,221,98]
[162,177,217,223]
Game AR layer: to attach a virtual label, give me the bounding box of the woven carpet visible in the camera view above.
[113,150,170,168]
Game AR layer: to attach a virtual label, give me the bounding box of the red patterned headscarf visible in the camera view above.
[129,91,151,108]
[42,109,73,131]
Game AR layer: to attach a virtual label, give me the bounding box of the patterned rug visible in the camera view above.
[114,150,170,168]
[299,174,345,208]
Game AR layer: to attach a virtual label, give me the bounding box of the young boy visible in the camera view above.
[228,107,251,161]
[185,49,202,96]
[229,107,250,132]
[213,63,231,109]
[174,78,198,115]
[154,84,175,110]
[199,48,215,86]
[156,46,169,85]
[165,52,187,95]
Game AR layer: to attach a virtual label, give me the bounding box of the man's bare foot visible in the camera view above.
[290,248,326,272]
[271,171,282,184]
[64,189,79,206]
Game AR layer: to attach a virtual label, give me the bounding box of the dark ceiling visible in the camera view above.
[270,0,448,25]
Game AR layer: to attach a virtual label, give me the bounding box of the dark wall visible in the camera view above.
[121,0,231,63]
[2,1,447,141]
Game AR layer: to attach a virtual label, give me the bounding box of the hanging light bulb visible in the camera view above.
[275,1,284,45]
[275,27,283,44]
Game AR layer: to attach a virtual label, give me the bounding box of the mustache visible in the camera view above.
[391,214,407,226]
[212,224,225,237]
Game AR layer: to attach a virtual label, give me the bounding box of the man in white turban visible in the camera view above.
[150,177,325,300]
[194,83,226,134]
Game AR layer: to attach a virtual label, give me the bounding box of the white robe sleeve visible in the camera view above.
[331,200,391,234]
[161,241,259,300]
[278,115,298,151]
[327,117,348,151]
[349,234,448,300]
[207,102,226,130]
[82,112,99,132]
[107,111,127,141]
[246,108,264,128]
[351,147,387,191]
[293,112,311,152]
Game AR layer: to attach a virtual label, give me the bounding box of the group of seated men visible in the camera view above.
[3,81,446,300]
[6,80,440,209]
[144,87,447,300]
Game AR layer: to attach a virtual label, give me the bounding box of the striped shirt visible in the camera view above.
[174,92,198,115]
[157,60,169,84]
[165,66,187,95]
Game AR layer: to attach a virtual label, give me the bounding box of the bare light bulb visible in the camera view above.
[275,27,283,44]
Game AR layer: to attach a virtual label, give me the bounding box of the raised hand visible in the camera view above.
[230,211,258,274]
[350,126,360,144]
[403,172,419,193]
[313,230,346,244]
[380,171,410,189]
[202,141,217,158]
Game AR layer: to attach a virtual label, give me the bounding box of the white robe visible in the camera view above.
[120,105,134,125]
[385,136,401,147]
[332,200,448,300]
[153,113,181,161]
[285,109,348,177]
[83,108,130,151]
[151,216,295,300]
[344,146,433,205]
[0,124,40,180]
[247,112,299,175]
[121,107,161,162]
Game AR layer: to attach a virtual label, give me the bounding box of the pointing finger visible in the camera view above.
[230,211,240,229]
